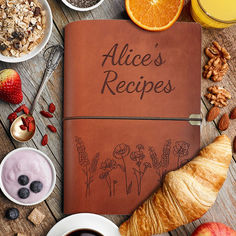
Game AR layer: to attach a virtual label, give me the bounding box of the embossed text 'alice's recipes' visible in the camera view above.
[101,43,175,100]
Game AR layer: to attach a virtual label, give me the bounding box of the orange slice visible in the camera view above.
[125,0,184,31]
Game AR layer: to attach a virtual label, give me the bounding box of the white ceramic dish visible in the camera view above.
[47,213,121,236]
[61,0,105,12]
[0,147,56,206]
[0,0,53,63]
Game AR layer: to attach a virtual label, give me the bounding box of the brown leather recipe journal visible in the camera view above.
[63,20,202,214]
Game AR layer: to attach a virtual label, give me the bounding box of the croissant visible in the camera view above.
[119,135,232,236]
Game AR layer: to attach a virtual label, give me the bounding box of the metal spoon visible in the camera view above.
[10,45,64,143]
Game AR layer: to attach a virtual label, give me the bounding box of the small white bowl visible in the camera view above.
[0,0,53,63]
[61,0,105,12]
[0,147,56,206]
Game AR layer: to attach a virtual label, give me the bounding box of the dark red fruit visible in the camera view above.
[20,125,27,130]
[26,116,34,122]
[47,125,57,133]
[15,104,25,113]
[22,106,29,114]
[40,110,53,118]
[48,103,56,113]
[7,112,17,121]
[41,134,48,146]
[28,122,34,132]
[21,117,29,127]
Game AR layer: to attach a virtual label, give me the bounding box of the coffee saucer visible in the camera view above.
[47,213,120,236]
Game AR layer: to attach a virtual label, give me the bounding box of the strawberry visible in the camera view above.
[0,69,23,104]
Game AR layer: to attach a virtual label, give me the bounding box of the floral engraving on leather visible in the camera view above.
[75,137,100,197]
[74,138,190,197]
[99,159,118,197]
[173,141,190,168]
[113,143,133,195]
[149,140,172,180]
[130,144,151,195]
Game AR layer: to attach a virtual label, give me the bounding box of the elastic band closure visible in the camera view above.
[63,116,202,122]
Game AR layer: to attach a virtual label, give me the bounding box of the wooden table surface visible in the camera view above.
[0,0,235,235]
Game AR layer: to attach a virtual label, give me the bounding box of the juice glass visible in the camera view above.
[191,0,236,28]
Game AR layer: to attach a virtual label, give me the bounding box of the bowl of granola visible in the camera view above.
[0,0,53,63]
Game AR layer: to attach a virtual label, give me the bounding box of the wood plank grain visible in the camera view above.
[0,122,56,235]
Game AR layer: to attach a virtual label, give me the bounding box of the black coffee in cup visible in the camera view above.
[66,229,103,236]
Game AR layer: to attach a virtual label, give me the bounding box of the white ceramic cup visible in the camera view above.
[0,147,56,206]
[0,0,53,63]
[62,228,103,236]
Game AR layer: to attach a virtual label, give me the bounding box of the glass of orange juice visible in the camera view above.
[191,0,236,28]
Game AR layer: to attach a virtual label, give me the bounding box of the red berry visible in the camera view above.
[0,69,23,104]
[28,122,35,132]
[26,116,34,122]
[41,134,48,146]
[40,110,53,118]
[47,125,57,133]
[15,104,25,113]
[48,103,56,113]
[21,117,29,127]
[7,112,18,121]
[22,106,29,115]
[20,125,27,130]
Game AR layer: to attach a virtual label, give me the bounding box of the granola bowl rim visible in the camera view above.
[0,0,53,63]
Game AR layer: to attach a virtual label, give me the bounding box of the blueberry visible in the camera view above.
[30,181,43,193]
[5,208,19,220]
[18,188,30,199]
[18,175,29,186]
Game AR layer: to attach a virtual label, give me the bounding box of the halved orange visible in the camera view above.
[125,0,184,31]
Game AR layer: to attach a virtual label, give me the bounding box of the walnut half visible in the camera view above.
[203,41,231,82]
[205,86,231,108]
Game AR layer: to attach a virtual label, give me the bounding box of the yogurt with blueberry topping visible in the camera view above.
[0,148,55,204]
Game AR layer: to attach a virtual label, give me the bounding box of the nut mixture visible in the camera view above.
[0,0,46,57]
[205,86,231,108]
[203,41,231,82]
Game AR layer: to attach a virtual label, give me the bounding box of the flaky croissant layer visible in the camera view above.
[119,135,232,236]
